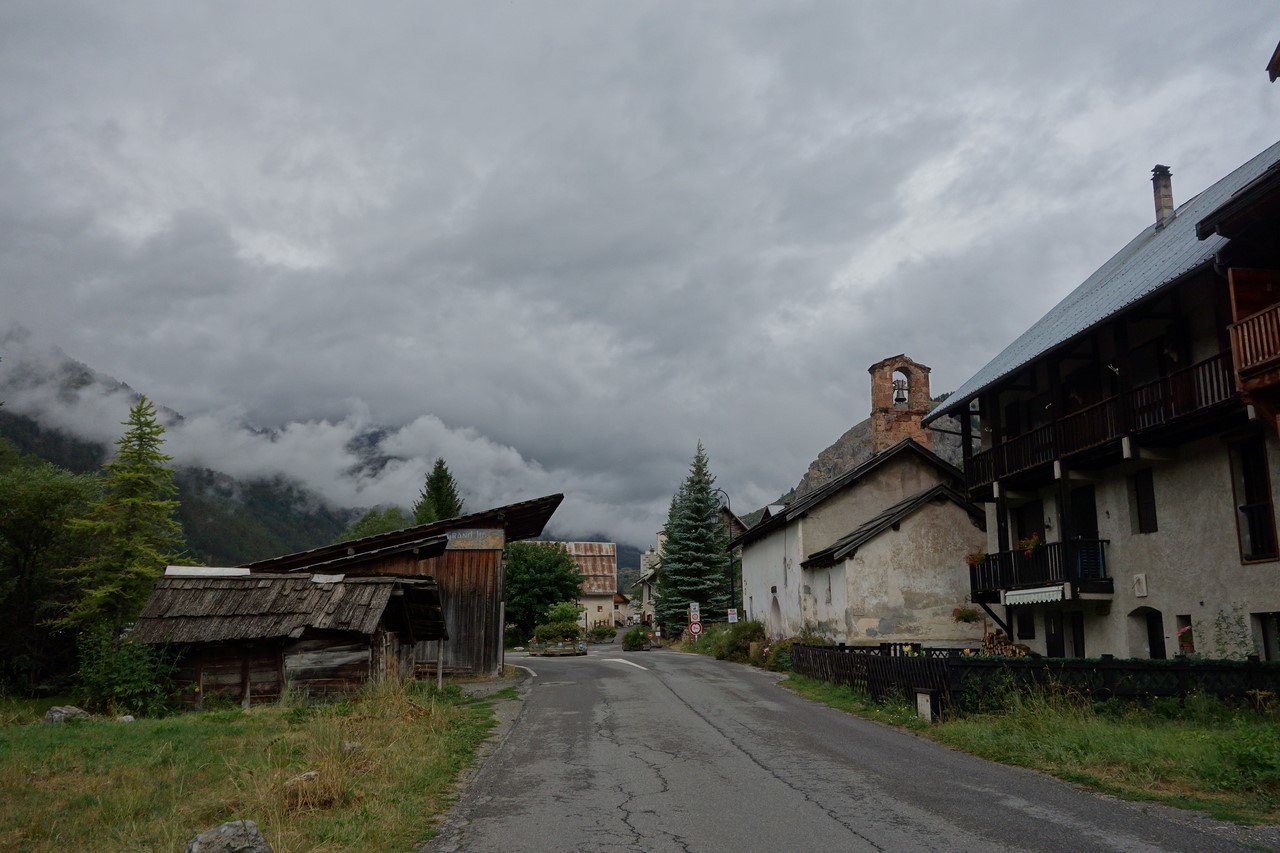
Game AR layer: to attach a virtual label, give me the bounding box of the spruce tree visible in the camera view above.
[655,442,730,632]
[412,457,465,524]
[58,396,186,631]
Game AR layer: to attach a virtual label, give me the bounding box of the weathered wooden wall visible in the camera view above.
[338,540,506,676]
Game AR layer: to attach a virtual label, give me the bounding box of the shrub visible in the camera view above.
[504,624,527,648]
[708,620,765,662]
[762,637,795,672]
[622,626,652,651]
[588,624,616,643]
[532,621,581,642]
[545,601,581,624]
[76,629,177,716]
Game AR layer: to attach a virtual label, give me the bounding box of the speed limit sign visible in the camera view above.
[688,621,703,637]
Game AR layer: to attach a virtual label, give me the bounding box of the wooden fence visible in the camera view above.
[790,644,1280,712]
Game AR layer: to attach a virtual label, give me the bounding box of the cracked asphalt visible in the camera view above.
[422,647,1280,853]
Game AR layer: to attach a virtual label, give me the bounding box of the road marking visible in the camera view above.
[602,658,648,670]
[514,664,537,677]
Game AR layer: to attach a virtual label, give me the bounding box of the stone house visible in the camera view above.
[734,356,986,644]
[925,141,1280,660]
[553,541,620,627]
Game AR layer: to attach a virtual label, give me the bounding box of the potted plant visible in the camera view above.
[964,550,987,568]
[1017,531,1042,557]
[952,605,982,624]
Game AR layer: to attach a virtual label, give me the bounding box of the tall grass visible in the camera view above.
[0,678,495,852]
[785,673,1280,825]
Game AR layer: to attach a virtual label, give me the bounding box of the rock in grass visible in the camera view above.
[43,705,90,723]
[185,819,273,853]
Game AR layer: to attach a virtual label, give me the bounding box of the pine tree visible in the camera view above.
[655,442,730,632]
[57,396,186,631]
[412,457,465,524]
[333,505,411,543]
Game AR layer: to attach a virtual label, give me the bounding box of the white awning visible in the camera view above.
[1002,585,1066,605]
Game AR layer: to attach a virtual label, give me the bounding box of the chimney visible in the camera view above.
[1152,165,1175,230]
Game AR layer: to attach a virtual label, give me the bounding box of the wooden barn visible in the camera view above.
[241,493,564,676]
[133,569,447,707]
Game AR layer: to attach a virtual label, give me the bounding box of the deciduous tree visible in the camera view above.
[334,505,411,543]
[504,541,582,638]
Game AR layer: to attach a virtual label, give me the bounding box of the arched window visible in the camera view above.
[892,369,911,406]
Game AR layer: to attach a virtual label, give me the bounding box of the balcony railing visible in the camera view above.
[966,352,1235,489]
[1230,303,1280,376]
[970,540,1109,597]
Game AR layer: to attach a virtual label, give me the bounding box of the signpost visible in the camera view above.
[727,608,738,624]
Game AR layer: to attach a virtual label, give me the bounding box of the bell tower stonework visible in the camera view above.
[869,354,933,453]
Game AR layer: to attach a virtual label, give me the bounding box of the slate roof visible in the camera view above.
[926,140,1280,424]
[134,574,447,645]
[728,439,963,550]
[801,483,984,569]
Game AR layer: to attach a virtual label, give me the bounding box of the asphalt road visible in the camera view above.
[424,645,1280,853]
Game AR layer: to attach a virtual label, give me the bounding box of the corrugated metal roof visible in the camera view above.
[554,541,618,595]
[927,140,1280,423]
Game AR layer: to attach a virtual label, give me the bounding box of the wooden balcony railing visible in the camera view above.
[1230,303,1280,376]
[965,352,1235,490]
[970,540,1109,597]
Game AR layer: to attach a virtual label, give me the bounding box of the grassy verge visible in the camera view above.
[781,674,1280,825]
[0,679,496,852]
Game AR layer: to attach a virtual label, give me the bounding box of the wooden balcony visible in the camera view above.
[1230,303,1280,390]
[969,540,1110,600]
[966,352,1236,490]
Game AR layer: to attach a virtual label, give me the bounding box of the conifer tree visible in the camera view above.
[655,442,730,632]
[57,396,186,631]
[334,505,411,543]
[412,457,465,524]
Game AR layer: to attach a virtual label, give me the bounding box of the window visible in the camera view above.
[1229,436,1278,562]
[1016,609,1035,640]
[1130,468,1158,534]
[1176,614,1194,654]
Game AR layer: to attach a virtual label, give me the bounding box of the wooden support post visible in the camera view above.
[436,639,444,691]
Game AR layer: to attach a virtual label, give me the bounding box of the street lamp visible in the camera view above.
[711,487,738,614]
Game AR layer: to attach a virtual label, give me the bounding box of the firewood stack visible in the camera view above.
[980,628,1029,658]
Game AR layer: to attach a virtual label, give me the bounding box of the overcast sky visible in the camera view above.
[2,2,1277,550]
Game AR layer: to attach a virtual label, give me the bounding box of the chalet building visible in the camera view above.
[924,141,1280,661]
[134,568,446,707]
[242,493,563,676]
[553,541,620,627]
[631,543,660,625]
[734,356,986,645]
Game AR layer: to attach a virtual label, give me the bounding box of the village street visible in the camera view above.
[423,646,1276,852]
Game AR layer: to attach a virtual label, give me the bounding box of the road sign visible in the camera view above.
[688,601,700,619]
[727,608,738,624]
[688,621,703,637]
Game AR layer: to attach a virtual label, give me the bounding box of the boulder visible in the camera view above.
[185,819,272,853]
[43,705,90,723]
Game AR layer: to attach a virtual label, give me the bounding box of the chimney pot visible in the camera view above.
[1151,164,1175,229]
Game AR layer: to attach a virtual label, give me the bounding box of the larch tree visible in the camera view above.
[58,396,187,632]
[412,456,465,524]
[655,442,731,633]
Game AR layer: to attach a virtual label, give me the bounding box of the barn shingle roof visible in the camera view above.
[133,574,446,645]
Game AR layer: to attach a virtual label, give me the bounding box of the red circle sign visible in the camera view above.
[688,621,703,636]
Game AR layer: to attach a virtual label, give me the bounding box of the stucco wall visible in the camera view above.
[990,432,1280,659]
[832,501,986,645]
[741,522,804,638]
[803,454,952,554]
